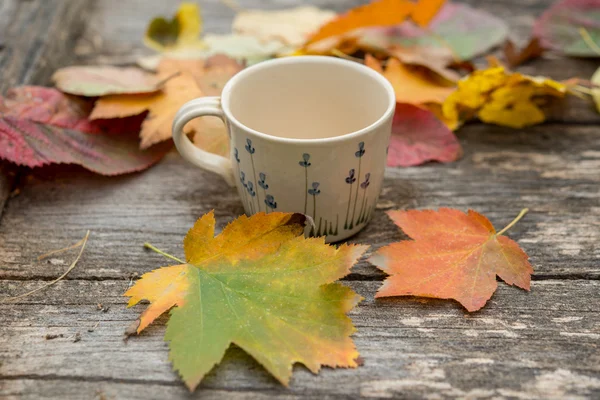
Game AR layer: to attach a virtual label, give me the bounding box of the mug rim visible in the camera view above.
[220,55,396,145]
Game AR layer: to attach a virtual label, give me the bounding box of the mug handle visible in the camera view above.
[172,97,236,186]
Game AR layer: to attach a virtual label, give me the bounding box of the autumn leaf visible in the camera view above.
[91,55,243,150]
[322,36,460,85]
[0,86,137,134]
[202,34,285,65]
[192,116,230,157]
[534,0,600,57]
[592,67,600,112]
[138,34,284,71]
[52,66,168,96]
[304,0,446,47]
[388,103,461,167]
[137,3,212,71]
[387,45,460,82]
[125,212,367,390]
[502,38,545,68]
[366,54,455,105]
[372,2,508,61]
[442,64,575,128]
[144,3,205,52]
[233,6,336,47]
[139,4,287,70]
[0,87,169,174]
[370,208,533,312]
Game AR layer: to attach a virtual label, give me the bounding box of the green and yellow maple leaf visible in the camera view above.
[125,211,367,390]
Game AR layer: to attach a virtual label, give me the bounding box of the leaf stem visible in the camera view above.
[143,243,184,263]
[3,231,90,302]
[497,208,529,236]
[155,71,181,88]
[579,27,600,56]
[330,49,364,63]
[37,235,88,260]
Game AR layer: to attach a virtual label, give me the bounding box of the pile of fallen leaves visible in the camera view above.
[1,0,598,174]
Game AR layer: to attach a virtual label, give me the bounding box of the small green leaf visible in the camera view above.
[144,3,205,52]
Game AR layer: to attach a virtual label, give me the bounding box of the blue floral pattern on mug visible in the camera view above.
[258,172,268,190]
[245,138,255,154]
[360,173,371,189]
[355,141,365,158]
[299,153,312,214]
[308,182,321,195]
[264,194,277,210]
[299,153,311,167]
[234,138,376,238]
[247,181,255,197]
[345,169,356,184]
[348,142,367,229]
[308,182,321,236]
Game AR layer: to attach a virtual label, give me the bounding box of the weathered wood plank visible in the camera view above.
[0,0,92,92]
[1,124,597,281]
[1,0,599,399]
[0,163,17,222]
[1,280,599,399]
[0,0,94,222]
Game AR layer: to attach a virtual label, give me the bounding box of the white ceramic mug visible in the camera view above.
[172,56,395,241]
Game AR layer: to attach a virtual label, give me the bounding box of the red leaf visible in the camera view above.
[387,103,462,167]
[0,86,146,134]
[533,0,600,57]
[370,208,533,312]
[0,87,169,175]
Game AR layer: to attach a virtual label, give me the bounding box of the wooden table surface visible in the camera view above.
[1,0,599,399]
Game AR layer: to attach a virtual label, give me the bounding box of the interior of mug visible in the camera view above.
[225,57,392,140]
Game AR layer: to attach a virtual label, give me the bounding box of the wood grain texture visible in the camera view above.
[1,280,599,399]
[0,163,17,221]
[0,0,91,92]
[1,0,599,399]
[0,0,91,220]
[1,125,598,281]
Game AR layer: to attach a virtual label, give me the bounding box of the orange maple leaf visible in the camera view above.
[91,55,242,150]
[370,208,533,312]
[365,54,455,105]
[304,0,446,47]
[125,211,367,390]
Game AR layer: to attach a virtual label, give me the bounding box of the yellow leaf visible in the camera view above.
[478,86,545,128]
[125,264,190,332]
[442,65,572,128]
[91,55,243,150]
[193,117,231,158]
[144,3,205,52]
[593,67,600,113]
[365,54,455,105]
[176,3,203,45]
[125,211,367,390]
[304,0,445,47]
[424,102,460,130]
